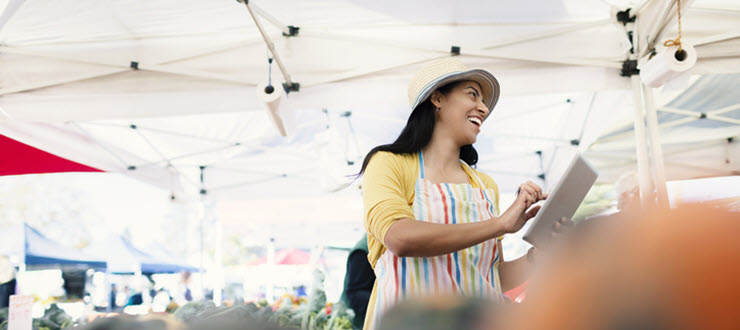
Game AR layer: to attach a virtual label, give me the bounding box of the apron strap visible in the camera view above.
[418,151,425,179]
[459,160,487,188]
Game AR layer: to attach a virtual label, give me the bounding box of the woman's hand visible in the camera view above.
[525,217,575,263]
[551,216,575,239]
[500,181,548,234]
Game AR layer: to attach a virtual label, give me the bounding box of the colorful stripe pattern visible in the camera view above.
[370,152,503,328]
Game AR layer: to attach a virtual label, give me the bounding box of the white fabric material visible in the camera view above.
[0,0,738,199]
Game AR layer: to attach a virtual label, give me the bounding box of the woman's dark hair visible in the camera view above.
[357,81,478,176]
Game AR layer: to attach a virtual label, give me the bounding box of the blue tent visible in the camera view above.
[85,236,197,274]
[0,223,106,269]
[143,241,199,274]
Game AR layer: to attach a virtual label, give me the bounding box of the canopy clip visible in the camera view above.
[283,25,300,37]
[621,60,639,77]
[282,82,300,93]
[616,9,635,25]
[450,46,461,55]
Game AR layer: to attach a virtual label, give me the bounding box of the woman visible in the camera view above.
[359,58,570,329]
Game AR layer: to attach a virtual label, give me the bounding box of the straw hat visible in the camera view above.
[408,58,500,116]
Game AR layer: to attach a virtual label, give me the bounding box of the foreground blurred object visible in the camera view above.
[0,256,15,308]
[510,204,740,330]
[79,313,183,330]
[377,296,503,330]
[170,296,351,330]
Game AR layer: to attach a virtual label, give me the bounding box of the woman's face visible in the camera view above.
[432,81,490,146]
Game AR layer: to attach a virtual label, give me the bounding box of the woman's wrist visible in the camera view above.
[496,212,515,235]
[491,215,513,238]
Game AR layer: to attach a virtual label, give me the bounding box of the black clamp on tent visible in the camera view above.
[283,82,300,93]
[616,9,635,25]
[283,25,300,37]
[570,139,580,146]
[451,46,461,55]
[621,60,639,77]
[199,165,207,195]
[130,61,139,70]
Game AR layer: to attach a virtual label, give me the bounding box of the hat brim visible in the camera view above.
[411,69,500,116]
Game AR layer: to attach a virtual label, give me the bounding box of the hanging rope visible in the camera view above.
[663,0,683,51]
[267,57,274,89]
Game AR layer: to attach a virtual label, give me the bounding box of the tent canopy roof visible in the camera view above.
[0,0,738,199]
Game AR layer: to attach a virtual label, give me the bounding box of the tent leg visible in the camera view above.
[642,84,670,208]
[18,223,27,296]
[106,270,112,313]
[631,76,654,208]
[199,205,206,302]
[213,220,223,306]
[266,238,275,304]
[16,263,25,296]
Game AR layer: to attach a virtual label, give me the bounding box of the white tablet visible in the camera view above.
[523,153,598,247]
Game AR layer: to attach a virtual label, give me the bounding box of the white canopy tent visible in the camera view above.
[0,0,738,203]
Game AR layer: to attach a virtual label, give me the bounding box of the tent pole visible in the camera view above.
[629,17,655,208]
[302,55,447,87]
[199,202,206,301]
[105,269,112,313]
[0,46,258,89]
[706,115,740,125]
[642,84,670,208]
[0,67,128,95]
[213,219,223,306]
[249,3,291,36]
[463,50,621,69]
[482,19,612,50]
[631,75,654,208]
[591,116,698,145]
[0,0,26,32]
[266,238,275,304]
[242,1,295,89]
[708,103,740,115]
[659,105,740,124]
[693,29,740,46]
[18,224,26,295]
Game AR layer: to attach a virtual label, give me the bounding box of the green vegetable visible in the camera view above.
[172,300,217,323]
[44,304,73,328]
[0,307,8,324]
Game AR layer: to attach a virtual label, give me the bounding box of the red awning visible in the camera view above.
[1,134,102,175]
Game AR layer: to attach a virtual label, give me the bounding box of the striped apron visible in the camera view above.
[369,152,504,328]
